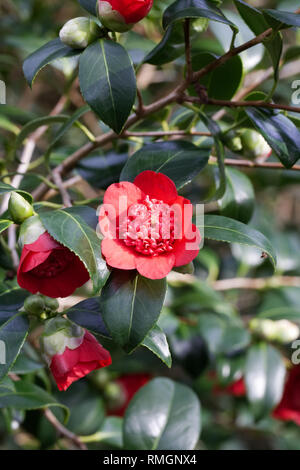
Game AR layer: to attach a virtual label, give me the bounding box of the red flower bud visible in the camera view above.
[17,230,89,298]
[99,171,201,279]
[98,0,153,32]
[273,365,300,425]
[41,319,111,391]
[108,373,151,416]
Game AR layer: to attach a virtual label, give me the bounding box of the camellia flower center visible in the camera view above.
[31,250,74,278]
[119,195,176,256]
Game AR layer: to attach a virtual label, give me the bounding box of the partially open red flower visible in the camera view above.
[99,171,201,279]
[273,365,300,425]
[98,0,153,29]
[108,373,151,416]
[50,331,112,392]
[17,231,89,298]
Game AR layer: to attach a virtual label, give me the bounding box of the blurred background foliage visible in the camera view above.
[1,0,300,450]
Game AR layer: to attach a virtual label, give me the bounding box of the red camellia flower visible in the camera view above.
[98,0,153,32]
[99,171,201,280]
[17,231,89,298]
[273,365,300,425]
[50,331,112,392]
[108,373,151,416]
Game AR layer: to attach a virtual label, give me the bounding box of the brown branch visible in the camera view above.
[43,408,87,450]
[52,172,72,207]
[124,130,211,138]
[213,276,300,291]
[210,156,300,172]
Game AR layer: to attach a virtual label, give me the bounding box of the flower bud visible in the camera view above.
[224,131,243,152]
[23,294,45,315]
[249,318,278,340]
[8,192,34,225]
[98,0,153,33]
[239,129,271,159]
[59,17,101,49]
[43,296,59,313]
[18,215,45,247]
[273,320,300,344]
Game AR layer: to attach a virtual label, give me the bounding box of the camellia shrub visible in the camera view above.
[1,0,300,452]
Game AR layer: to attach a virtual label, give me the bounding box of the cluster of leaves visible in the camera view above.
[1,0,300,451]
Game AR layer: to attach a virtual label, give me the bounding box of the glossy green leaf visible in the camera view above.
[120,140,209,189]
[263,9,300,29]
[163,0,237,31]
[67,298,110,338]
[79,39,136,134]
[0,289,29,381]
[39,208,109,294]
[0,182,33,204]
[15,115,68,153]
[197,215,276,267]
[23,38,79,87]
[245,343,286,418]
[218,168,255,224]
[0,381,69,420]
[100,270,167,353]
[245,107,300,169]
[142,325,172,368]
[234,0,282,80]
[199,112,226,202]
[78,0,97,15]
[191,53,243,100]
[0,220,13,234]
[144,23,188,66]
[99,416,123,449]
[123,378,201,450]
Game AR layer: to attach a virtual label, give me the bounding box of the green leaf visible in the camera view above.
[163,0,237,31]
[39,208,109,294]
[218,168,255,224]
[67,298,110,338]
[100,270,167,353]
[123,378,201,450]
[144,23,188,66]
[142,325,172,368]
[0,381,69,420]
[0,288,29,381]
[23,38,80,87]
[0,182,33,204]
[245,107,300,169]
[234,0,282,80]
[197,215,276,267]
[78,0,97,15]
[99,416,123,449]
[44,106,91,167]
[245,343,286,418]
[120,140,209,189]
[199,112,226,202]
[191,53,243,101]
[0,220,13,234]
[263,9,300,30]
[15,115,68,153]
[79,39,136,134]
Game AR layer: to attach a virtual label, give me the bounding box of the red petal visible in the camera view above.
[79,331,112,365]
[102,181,144,218]
[102,238,137,270]
[135,253,175,279]
[25,231,63,252]
[21,250,52,273]
[173,224,201,267]
[134,171,178,204]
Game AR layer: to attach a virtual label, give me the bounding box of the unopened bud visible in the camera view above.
[18,215,45,247]
[8,192,34,225]
[224,131,243,152]
[249,318,277,340]
[250,318,300,344]
[274,320,300,344]
[59,17,101,49]
[44,297,59,314]
[23,295,45,315]
[98,0,153,33]
[239,129,271,159]
[40,317,84,362]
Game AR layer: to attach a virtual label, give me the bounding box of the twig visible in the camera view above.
[124,130,211,138]
[52,172,72,207]
[43,408,87,450]
[209,156,300,172]
[136,88,145,116]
